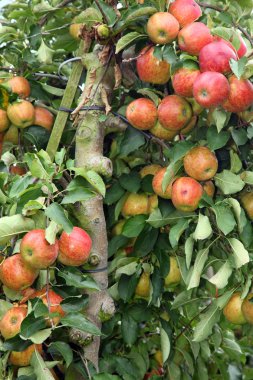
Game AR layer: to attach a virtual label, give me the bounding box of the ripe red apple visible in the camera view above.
[58,226,92,266]
[178,22,213,56]
[34,106,54,131]
[172,61,200,97]
[126,98,157,130]
[150,122,178,140]
[0,305,27,339]
[3,76,30,98]
[183,146,218,181]
[0,254,39,291]
[0,109,10,132]
[180,115,197,135]
[223,292,246,325]
[152,167,173,199]
[237,34,247,58]
[7,100,35,128]
[193,71,230,108]
[20,229,59,269]
[203,180,215,198]
[33,287,65,326]
[169,0,202,27]
[9,344,42,367]
[147,12,179,44]
[171,177,203,212]
[199,40,237,73]
[158,95,192,131]
[137,46,170,85]
[222,75,253,113]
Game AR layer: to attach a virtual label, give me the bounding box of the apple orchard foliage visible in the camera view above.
[0,0,252,379]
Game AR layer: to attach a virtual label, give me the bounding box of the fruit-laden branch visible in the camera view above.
[70,45,115,371]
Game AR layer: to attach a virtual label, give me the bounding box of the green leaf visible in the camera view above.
[193,214,212,240]
[230,57,248,79]
[61,295,88,313]
[41,83,64,96]
[230,150,242,173]
[118,274,139,302]
[122,215,146,238]
[29,328,52,344]
[74,168,105,197]
[58,267,100,290]
[212,204,236,235]
[104,182,125,205]
[0,215,35,245]
[24,152,50,180]
[208,261,233,289]
[95,0,117,26]
[227,197,247,233]
[137,88,160,107]
[169,219,190,248]
[188,247,209,290]
[115,32,147,54]
[193,304,220,342]
[160,327,170,364]
[93,375,121,380]
[121,314,138,345]
[241,171,253,185]
[20,314,46,339]
[61,313,101,335]
[162,160,183,191]
[227,238,249,268]
[45,220,58,245]
[45,203,73,233]
[133,226,159,257]
[125,7,157,23]
[119,172,141,193]
[214,170,245,195]
[37,39,54,65]
[163,44,178,64]
[48,342,73,368]
[231,128,248,146]
[61,188,94,204]
[185,234,194,269]
[120,127,146,156]
[75,7,102,25]
[31,350,55,380]
[0,300,12,319]
[206,126,230,150]
[212,108,228,132]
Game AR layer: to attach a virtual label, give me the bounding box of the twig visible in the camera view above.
[94,0,109,24]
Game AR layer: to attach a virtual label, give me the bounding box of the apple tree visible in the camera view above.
[0,0,252,379]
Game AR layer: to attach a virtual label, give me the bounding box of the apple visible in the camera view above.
[242,293,253,324]
[186,98,203,115]
[148,194,158,213]
[169,0,202,27]
[180,115,197,135]
[154,350,163,367]
[238,110,253,123]
[158,95,192,131]
[165,257,181,286]
[126,98,157,130]
[147,12,179,45]
[171,177,203,212]
[0,254,39,291]
[237,34,247,58]
[3,124,19,144]
[34,106,54,131]
[139,164,162,178]
[9,344,42,367]
[33,287,65,326]
[178,22,213,56]
[135,272,150,298]
[172,60,200,97]
[222,75,253,113]
[0,305,27,339]
[193,71,230,108]
[0,109,10,132]
[136,46,170,85]
[10,164,27,176]
[7,100,35,128]
[150,122,178,140]
[3,76,30,98]
[240,191,253,220]
[58,226,92,266]
[223,292,246,325]
[202,180,215,198]
[152,167,173,199]
[69,21,82,40]
[121,193,149,217]
[183,146,218,181]
[199,40,237,73]
[144,368,163,380]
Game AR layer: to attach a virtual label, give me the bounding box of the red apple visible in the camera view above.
[33,287,65,326]
[172,60,200,97]
[237,34,247,58]
[9,344,42,367]
[34,106,54,131]
[0,109,10,132]
[222,75,253,113]
[150,122,178,140]
[158,95,192,131]
[178,22,213,56]
[20,229,59,269]
[152,167,174,199]
[214,34,247,58]
[7,100,35,128]
[3,76,30,98]
[137,46,170,84]
[0,254,39,291]
[169,0,202,27]
[147,12,179,44]
[183,146,218,181]
[0,305,27,339]
[126,98,157,130]
[199,40,237,73]
[58,226,92,266]
[171,177,203,212]
[193,71,230,108]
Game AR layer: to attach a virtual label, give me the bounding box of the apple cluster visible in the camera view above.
[223,292,253,326]
[126,0,253,141]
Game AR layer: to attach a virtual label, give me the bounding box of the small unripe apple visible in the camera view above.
[137,46,170,85]
[171,177,203,212]
[158,95,192,131]
[147,12,179,45]
[150,122,178,140]
[135,272,151,298]
[169,0,202,27]
[126,98,157,130]
[152,167,173,199]
[165,257,181,286]
[202,180,215,198]
[223,292,246,325]
[183,146,218,181]
[139,164,162,178]
[97,24,110,40]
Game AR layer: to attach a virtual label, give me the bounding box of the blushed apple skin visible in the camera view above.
[34,106,54,131]
[199,40,237,73]
[9,344,42,367]
[183,146,218,181]
[178,22,213,56]
[223,292,246,325]
[137,46,170,85]
[171,177,203,212]
[222,75,253,113]
[33,287,65,326]
[126,98,157,130]
[0,306,27,339]
[169,0,202,27]
[5,76,31,98]
[7,100,35,129]
[152,167,173,199]
[172,63,200,98]
[147,12,179,45]
[158,95,192,131]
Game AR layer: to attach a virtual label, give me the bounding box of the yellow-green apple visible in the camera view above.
[137,46,170,84]
[147,12,179,44]
[0,109,10,132]
[172,60,200,97]
[180,115,197,135]
[139,164,162,178]
[178,22,213,56]
[239,191,253,220]
[32,287,65,326]
[165,257,181,286]
[0,305,27,339]
[171,177,203,211]
[193,71,230,108]
[9,344,42,367]
[69,17,82,40]
[199,40,237,73]
[3,124,19,144]
[169,0,202,27]
[0,254,39,291]
[223,292,246,325]
[158,95,192,131]
[126,98,157,130]
[186,98,203,115]
[135,272,150,298]
[150,122,178,140]
[2,76,30,98]
[222,75,253,113]
[58,226,92,266]
[202,180,215,198]
[122,193,149,217]
[242,293,253,324]
[34,106,54,131]
[20,229,59,269]
[148,194,158,213]
[183,146,218,180]
[238,110,253,123]
[7,100,35,128]
[152,167,173,199]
